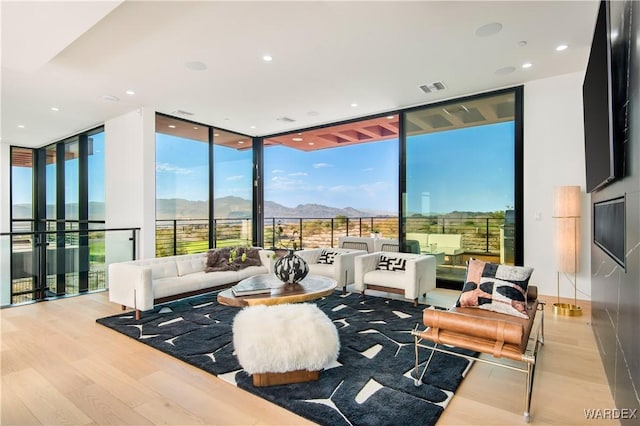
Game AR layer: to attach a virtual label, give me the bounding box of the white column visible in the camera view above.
[105,108,156,264]
[0,143,12,306]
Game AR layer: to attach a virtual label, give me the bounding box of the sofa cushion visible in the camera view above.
[308,263,334,278]
[149,262,178,280]
[376,254,406,271]
[176,257,206,276]
[236,265,269,281]
[153,275,205,299]
[456,259,533,319]
[317,249,338,265]
[364,269,407,289]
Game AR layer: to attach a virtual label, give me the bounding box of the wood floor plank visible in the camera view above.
[140,370,261,424]
[73,356,164,409]
[134,399,207,425]
[0,381,41,425]
[66,383,154,425]
[4,368,93,425]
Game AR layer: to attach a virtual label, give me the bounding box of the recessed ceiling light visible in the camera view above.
[168,125,176,129]
[263,55,273,62]
[308,142,315,146]
[522,62,532,69]
[518,40,528,47]
[185,61,207,71]
[386,115,394,119]
[125,90,135,95]
[475,22,502,37]
[351,103,358,107]
[214,133,220,137]
[292,137,303,142]
[297,133,303,135]
[238,140,245,144]
[102,94,119,102]
[556,44,568,51]
[250,125,256,129]
[50,107,59,111]
[193,126,199,130]
[17,124,25,129]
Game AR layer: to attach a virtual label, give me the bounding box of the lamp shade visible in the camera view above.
[556,217,579,273]
[554,186,581,218]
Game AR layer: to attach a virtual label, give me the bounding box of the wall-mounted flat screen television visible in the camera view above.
[582,0,630,193]
[593,196,625,268]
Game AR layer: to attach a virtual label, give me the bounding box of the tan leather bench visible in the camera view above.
[412,286,544,423]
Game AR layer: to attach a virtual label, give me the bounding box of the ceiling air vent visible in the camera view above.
[172,109,194,116]
[419,81,447,94]
[277,116,296,122]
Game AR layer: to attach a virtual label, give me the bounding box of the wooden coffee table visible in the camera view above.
[217,274,337,307]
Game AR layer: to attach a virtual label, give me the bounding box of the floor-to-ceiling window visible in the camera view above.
[155,114,253,256]
[213,130,254,247]
[263,115,399,249]
[10,147,36,303]
[7,127,106,304]
[402,89,520,285]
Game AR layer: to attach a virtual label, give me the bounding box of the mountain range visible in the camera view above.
[156,196,394,219]
[12,197,394,220]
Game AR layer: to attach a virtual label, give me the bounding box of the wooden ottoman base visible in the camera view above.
[252,369,320,387]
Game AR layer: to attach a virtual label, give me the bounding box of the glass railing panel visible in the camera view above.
[1,226,139,306]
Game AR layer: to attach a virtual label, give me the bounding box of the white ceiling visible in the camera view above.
[1,0,600,148]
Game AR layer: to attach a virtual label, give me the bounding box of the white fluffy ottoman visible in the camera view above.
[232,303,340,387]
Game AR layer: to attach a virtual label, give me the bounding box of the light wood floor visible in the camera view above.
[1,289,619,425]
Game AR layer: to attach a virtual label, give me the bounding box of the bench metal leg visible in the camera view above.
[413,334,437,387]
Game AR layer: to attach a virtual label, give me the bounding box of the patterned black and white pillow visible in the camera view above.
[317,249,337,265]
[376,254,406,271]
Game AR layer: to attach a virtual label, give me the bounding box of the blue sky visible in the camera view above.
[264,141,398,212]
[12,133,106,206]
[13,122,514,215]
[406,121,514,214]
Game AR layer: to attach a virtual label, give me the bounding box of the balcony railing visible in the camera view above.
[1,222,139,306]
[155,215,511,257]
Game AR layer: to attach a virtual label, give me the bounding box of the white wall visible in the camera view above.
[523,71,591,300]
[105,108,156,262]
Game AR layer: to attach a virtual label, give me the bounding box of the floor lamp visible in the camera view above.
[553,185,582,316]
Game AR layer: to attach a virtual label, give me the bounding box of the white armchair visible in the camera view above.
[337,236,374,252]
[374,238,399,252]
[354,251,436,306]
[296,248,367,293]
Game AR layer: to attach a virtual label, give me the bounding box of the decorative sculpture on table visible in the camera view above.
[274,250,309,285]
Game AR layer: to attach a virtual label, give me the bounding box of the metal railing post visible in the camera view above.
[172,220,177,256]
[486,218,490,253]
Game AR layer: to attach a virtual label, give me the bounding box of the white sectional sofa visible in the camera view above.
[108,248,274,319]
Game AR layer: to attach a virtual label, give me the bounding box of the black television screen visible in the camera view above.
[582,0,630,193]
[593,196,625,268]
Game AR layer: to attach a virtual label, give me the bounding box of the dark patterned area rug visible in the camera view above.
[96,291,475,426]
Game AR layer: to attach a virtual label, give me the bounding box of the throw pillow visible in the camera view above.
[456,259,533,319]
[232,247,262,270]
[376,254,406,271]
[317,249,337,265]
[205,247,233,272]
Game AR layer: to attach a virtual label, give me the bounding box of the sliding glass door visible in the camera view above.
[402,89,521,285]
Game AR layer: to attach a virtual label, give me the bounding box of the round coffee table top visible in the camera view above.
[217,274,337,307]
